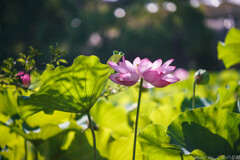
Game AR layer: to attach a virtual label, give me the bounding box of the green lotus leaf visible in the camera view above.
[0,120,80,143]
[108,134,142,160]
[0,87,18,116]
[213,81,239,112]
[46,129,106,160]
[85,127,112,158]
[18,54,122,119]
[0,121,23,148]
[138,124,194,160]
[25,111,73,128]
[217,28,240,68]
[90,99,131,137]
[37,129,106,160]
[150,105,181,128]
[167,106,240,158]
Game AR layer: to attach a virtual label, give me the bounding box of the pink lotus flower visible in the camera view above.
[108,56,179,88]
[173,68,189,81]
[17,71,30,87]
[108,57,140,86]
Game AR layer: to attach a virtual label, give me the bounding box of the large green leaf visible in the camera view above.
[37,129,107,160]
[138,124,226,160]
[25,111,73,128]
[0,122,23,148]
[90,99,131,137]
[108,134,142,160]
[0,120,80,143]
[0,137,25,160]
[150,105,181,128]
[138,124,194,160]
[217,28,240,68]
[168,106,240,158]
[18,55,122,119]
[213,81,239,112]
[0,87,18,116]
[85,127,112,158]
[44,129,107,160]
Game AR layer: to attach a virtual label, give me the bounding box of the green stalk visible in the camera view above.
[192,79,197,109]
[25,139,28,160]
[132,78,143,160]
[87,112,97,160]
[34,143,38,160]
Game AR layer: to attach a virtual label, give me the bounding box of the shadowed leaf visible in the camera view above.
[18,55,122,119]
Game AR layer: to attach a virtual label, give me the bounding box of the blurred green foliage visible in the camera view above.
[0,0,215,69]
[217,28,240,68]
[1,67,240,159]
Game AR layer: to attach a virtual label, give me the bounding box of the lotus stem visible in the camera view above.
[192,79,197,109]
[132,78,143,160]
[87,112,97,160]
[34,143,38,160]
[25,140,28,160]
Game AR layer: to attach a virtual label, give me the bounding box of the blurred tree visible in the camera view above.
[0,0,216,69]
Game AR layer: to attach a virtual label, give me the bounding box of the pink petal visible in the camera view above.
[122,56,136,73]
[141,71,159,83]
[108,61,128,73]
[162,74,180,84]
[162,66,176,74]
[151,79,171,88]
[17,71,25,76]
[133,57,141,70]
[109,73,139,86]
[17,71,30,87]
[152,59,162,70]
[137,58,152,75]
[142,80,154,88]
[109,73,122,85]
[162,59,174,67]
[173,68,189,81]
[22,74,30,85]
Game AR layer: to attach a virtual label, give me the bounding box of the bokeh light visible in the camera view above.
[71,18,81,28]
[190,0,201,8]
[145,2,159,13]
[89,33,102,47]
[114,8,126,18]
[163,2,177,12]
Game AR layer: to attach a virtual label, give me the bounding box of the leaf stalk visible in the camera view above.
[87,112,97,160]
[132,78,143,160]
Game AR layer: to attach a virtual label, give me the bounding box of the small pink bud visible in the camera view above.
[17,71,30,88]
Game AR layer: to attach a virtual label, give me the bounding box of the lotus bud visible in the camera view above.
[194,69,209,85]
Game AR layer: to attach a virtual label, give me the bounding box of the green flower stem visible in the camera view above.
[87,112,97,160]
[132,78,143,160]
[34,143,38,160]
[25,140,28,160]
[192,79,197,109]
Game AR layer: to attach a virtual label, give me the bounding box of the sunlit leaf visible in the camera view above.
[168,106,240,158]
[18,55,122,119]
[24,111,73,128]
[138,124,194,160]
[90,99,132,137]
[217,28,240,68]
[150,105,181,128]
[108,134,142,160]
[85,127,112,158]
[0,122,23,148]
[1,121,80,143]
[41,129,106,160]
[213,81,238,112]
[0,87,18,116]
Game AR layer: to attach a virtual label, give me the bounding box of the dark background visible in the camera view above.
[0,0,239,70]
